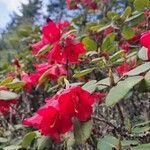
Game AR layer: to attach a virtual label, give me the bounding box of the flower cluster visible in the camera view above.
[32,20,86,64]
[21,19,86,90]
[23,86,105,141]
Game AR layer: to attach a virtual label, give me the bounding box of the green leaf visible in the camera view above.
[102,33,116,51]
[3,145,21,150]
[105,76,143,106]
[97,135,119,150]
[133,120,150,128]
[82,80,97,93]
[132,126,150,134]
[82,37,97,51]
[6,79,25,90]
[74,120,92,145]
[125,12,144,22]
[121,6,132,20]
[134,0,150,11]
[0,137,8,143]
[138,46,148,61]
[0,90,18,100]
[96,75,119,91]
[140,70,150,92]
[22,131,37,148]
[37,136,51,150]
[132,143,150,150]
[110,50,125,62]
[122,26,135,40]
[124,62,150,76]
[107,11,119,20]
[122,140,139,146]
[97,136,138,150]
[0,77,13,86]
[73,68,95,78]
[91,58,106,68]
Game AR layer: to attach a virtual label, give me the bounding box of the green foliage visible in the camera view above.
[22,131,37,148]
[74,120,93,145]
[134,0,150,11]
[105,76,143,106]
[124,62,150,76]
[122,26,135,40]
[82,37,97,51]
[0,90,18,100]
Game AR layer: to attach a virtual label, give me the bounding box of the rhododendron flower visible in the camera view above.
[23,86,105,141]
[58,86,101,121]
[48,38,86,64]
[104,26,114,36]
[31,38,49,55]
[24,100,72,141]
[116,60,137,76]
[0,87,17,115]
[34,63,67,81]
[140,31,150,48]
[32,20,86,64]
[22,73,33,91]
[119,42,129,53]
[140,30,150,60]
[116,63,131,76]
[12,58,21,68]
[145,9,150,18]
[127,34,141,45]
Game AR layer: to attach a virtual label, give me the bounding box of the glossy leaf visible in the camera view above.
[132,143,150,150]
[105,76,143,106]
[22,131,37,148]
[97,135,119,150]
[134,0,150,11]
[82,37,97,51]
[74,120,92,145]
[122,26,135,40]
[82,80,97,93]
[124,62,150,76]
[0,90,18,100]
[37,136,51,150]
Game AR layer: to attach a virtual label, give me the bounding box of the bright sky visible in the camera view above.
[0,0,29,29]
[0,0,50,30]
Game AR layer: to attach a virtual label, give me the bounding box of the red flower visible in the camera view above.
[23,86,103,141]
[48,38,86,64]
[140,30,150,48]
[58,21,70,30]
[119,42,129,53]
[32,20,86,64]
[104,27,114,36]
[34,63,67,81]
[31,37,49,55]
[145,9,150,18]
[42,21,61,44]
[22,73,33,91]
[58,86,96,121]
[0,87,17,115]
[140,30,150,60]
[116,63,131,76]
[24,100,72,141]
